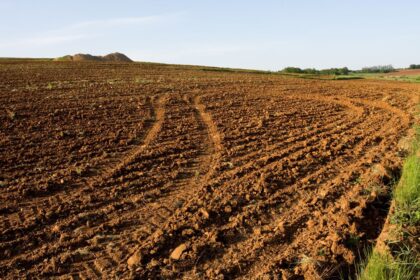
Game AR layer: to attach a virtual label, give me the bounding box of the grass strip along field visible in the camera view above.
[358,122,420,279]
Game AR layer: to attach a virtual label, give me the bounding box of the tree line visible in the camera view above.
[281,64,420,75]
[281,67,350,75]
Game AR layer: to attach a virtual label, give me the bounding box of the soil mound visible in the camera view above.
[102,52,133,62]
[54,52,133,62]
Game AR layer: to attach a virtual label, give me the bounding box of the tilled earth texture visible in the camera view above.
[1,61,419,279]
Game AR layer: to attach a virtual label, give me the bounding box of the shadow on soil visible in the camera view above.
[332,167,402,279]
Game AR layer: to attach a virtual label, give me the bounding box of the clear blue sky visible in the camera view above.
[1,0,419,70]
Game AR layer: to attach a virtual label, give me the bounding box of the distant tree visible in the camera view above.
[360,65,394,73]
[303,68,318,74]
[340,67,350,75]
[281,66,350,75]
[409,64,420,69]
[282,67,304,73]
[320,67,350,75]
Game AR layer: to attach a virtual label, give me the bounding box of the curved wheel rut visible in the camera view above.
[0,95,167,277]
[126,91,413,279]
[0,95,166,233]
[87,95,167,186]
[2,94,223,278]
[118,94,223,275]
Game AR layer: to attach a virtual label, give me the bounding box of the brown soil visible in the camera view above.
[55,52,133,62]
[384,69,420,76]
[0,61,419,279]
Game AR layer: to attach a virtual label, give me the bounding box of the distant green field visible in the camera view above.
[291,72,420,83]
[348,72,420,83]
[381,75,420,83]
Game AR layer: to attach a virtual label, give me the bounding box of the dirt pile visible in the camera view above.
[102,52,133,62]
[54,52,133,62]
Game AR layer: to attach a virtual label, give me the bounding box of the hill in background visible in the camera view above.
[54,52,133,62]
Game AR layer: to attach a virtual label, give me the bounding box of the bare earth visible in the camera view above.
[385,69,420,76]
[1,61,419,279]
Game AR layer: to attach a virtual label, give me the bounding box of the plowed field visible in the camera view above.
[1,61,419,279]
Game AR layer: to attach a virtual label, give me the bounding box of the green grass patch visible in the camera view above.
[357,124,420,279]
[333,75,364,80]
[392,126,420,227]
[292,73,365,81]
[351,72,420,83]
[295,74,333,80]
[386,75,420,83]
[357,250,417,280]
[395,153,420,207]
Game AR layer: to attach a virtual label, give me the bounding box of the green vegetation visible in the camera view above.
[282,67,306,74]
[281,66,350,75]
[393,126,420,226]
[383,75,420,84]
[358,123,420,279]
[358,65,395,73]
[286,73,364,81]
[333,75,364,80]
[328,72,420,84]
[200,66,274,75]
[409,64,420,69]
[350,72,420,84]
[358,251,417,280]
